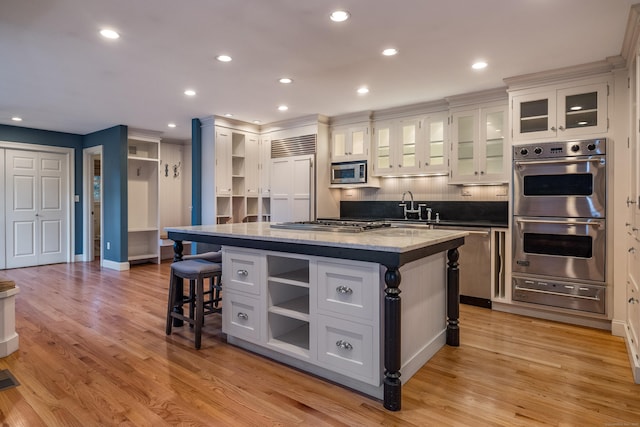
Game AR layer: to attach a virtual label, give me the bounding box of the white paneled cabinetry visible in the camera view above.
[450,103,508,184]
[222,247,381,385]
[330,124,369,162]
[372,113,448,177]
[215,127,270,224]
[511,80,609,142]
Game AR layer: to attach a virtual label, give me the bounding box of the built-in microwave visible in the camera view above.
[331,160,367,185]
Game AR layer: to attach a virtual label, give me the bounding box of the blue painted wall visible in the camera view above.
[0,125,84,253]
[191,118,202,226]
[0,124,129,263]
[84,125,128,263]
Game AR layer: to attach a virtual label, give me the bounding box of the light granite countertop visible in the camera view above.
[165,222,467,254]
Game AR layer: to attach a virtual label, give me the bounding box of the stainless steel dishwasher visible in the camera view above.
[434,225,492,308]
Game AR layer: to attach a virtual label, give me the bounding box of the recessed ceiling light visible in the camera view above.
[168,123,176,128]
[224,113,233,117]
[472,61,488,70]
[278,105,288,111]
[330,10,350,22]
[357,86,369,95]
[184,89,196,96]
[382,48,398,56]
[99,29,120,39]
[253,120,262,124]
[279,77,293,84]
[11,116,22,122]
[216,55,232,62]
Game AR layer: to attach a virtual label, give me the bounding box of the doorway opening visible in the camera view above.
[83,146,103,263]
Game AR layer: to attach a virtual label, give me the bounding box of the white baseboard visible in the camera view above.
[101,259,130,271]
[624,326,640,384]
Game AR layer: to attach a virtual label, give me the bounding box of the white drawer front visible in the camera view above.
[223,292,262,343]
[317,315,377,385]
[317,261,377,321]
[223,249,262,295]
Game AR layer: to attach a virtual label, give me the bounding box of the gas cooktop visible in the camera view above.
[270,220,391,233]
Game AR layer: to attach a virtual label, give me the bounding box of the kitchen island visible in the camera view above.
[166,222,466,411]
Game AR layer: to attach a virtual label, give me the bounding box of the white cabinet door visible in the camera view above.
[511,82,609,142]
[270,156,313,223]
[245,135,259,196]
[450,105,508,184]
[330,125,369,162]
[397,118,421,174]
[259,137,271,196]
[372,120,394,176]
[215,129,232,196]
[421,113,448,174]
[5,150,68,268]
[450,110,479,183]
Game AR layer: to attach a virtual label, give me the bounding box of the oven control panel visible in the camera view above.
[514,138,606,160]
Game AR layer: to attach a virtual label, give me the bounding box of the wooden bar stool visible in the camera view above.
[166,259,222,349]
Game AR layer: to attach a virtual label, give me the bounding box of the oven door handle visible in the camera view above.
[514,285,601,301]
[515,157,605,167]
[515,218,603,227]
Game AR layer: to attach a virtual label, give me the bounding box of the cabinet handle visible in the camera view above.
[237,312,249,320]
[630,248,637,254]
[336,285,353,295]
[559,125,565,131]
[237,269,248,276]
[336,340,353,351]
[550,126,557,131]
[474,171,478,175]
[480,171,485,175]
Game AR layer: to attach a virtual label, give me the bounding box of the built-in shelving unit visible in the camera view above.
[266,255,310,357]
[127,131,161,264]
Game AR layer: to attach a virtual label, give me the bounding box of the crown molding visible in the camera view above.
[327,111,373,127]
[445,87,508,109]
[128,128,163,141]
[503,60,615,91]
[621,4,640,64]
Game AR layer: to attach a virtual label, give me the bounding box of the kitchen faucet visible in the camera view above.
[399,191,423,220]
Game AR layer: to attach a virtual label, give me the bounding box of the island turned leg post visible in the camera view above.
[446,248,460,347]
[172,240,185,327]
[383,266,402,411]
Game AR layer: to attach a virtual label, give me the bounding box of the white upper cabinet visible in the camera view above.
[244,134,260,196]
[259,137,271,197]
[330,124,369,162]
[450,104,508,184]
[215,129,232,196]
[372,113,449,177]
[511,81,609,142]
[420,113,449,175]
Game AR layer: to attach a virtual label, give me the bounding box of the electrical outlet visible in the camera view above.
[106,242,110,250]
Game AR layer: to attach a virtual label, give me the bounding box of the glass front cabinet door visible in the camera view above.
[512,82,609,142]
[450,105,508,184]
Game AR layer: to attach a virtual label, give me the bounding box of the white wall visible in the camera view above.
[159,141,190,236]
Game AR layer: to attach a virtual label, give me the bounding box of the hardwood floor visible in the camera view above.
[0,261,638,426]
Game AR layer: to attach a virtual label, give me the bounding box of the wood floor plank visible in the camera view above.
[0,261,638,426]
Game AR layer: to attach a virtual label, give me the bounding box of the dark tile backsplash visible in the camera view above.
[339,200,508,225]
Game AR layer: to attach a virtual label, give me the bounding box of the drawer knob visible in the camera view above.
[237,312,249,320]
[336,339,353,351]
[336,285,353,295]
[629,298,639,304]
[237,269,248,277]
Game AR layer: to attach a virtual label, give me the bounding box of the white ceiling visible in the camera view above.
[0,0,636,141]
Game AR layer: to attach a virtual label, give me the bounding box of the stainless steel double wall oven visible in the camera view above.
[512,138,607,315]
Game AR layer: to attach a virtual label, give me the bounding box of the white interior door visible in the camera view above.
[5,149,68,268]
